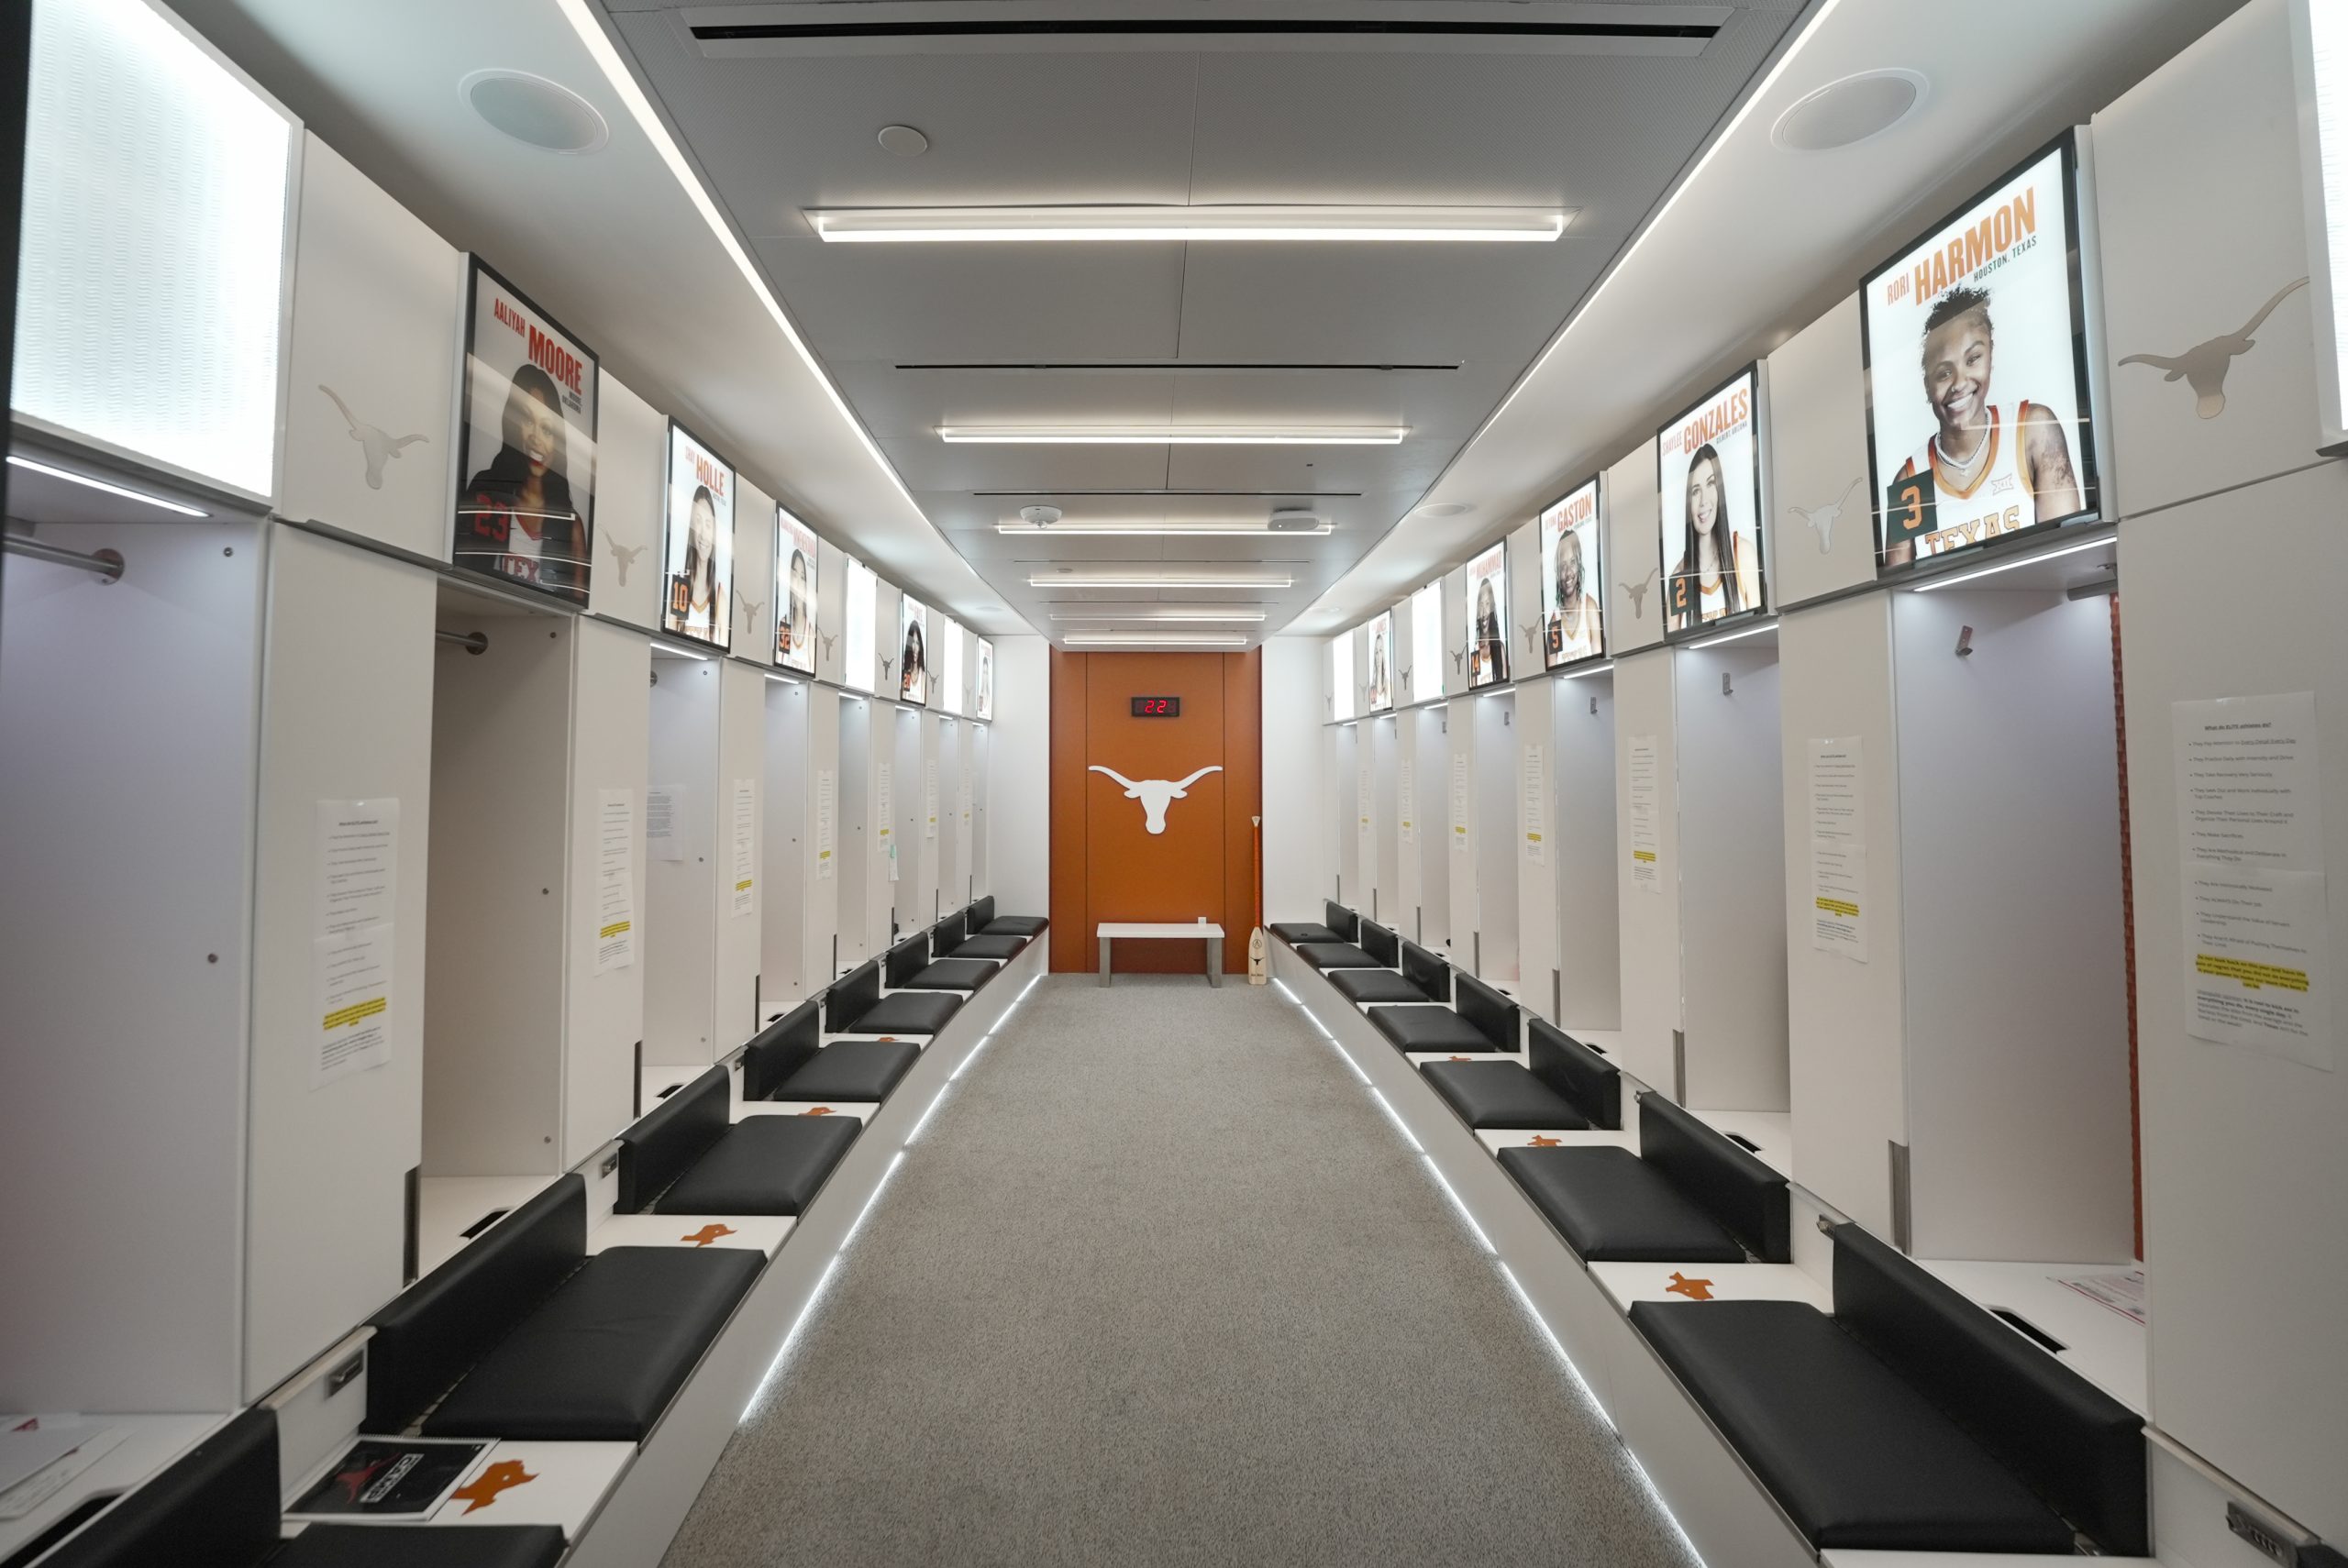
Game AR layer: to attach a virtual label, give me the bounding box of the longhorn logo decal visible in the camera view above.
[1621,565,1660,619]
[449,1459,537,1515]
[319,384,426,490]
[1788,476,1861,557]
[2121,277,2308,419]
[1089,764,1223,834]
[604,531,647,585]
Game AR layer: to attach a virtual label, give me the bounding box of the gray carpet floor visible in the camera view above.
[661,974,1701,1568]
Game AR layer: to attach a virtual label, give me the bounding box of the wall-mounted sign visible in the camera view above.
[774,507,819,673]
[898,594,930,706]
[454,259,598,606]
[660,421,734,650]
[975,636,995,721]
[1366,611,1395,711]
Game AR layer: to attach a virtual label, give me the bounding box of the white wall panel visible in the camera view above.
[1516,682,1559,1017]
[564,620,648,1155]
[591,373,667,630]
[815,542,847,687]
[1551,672,1621,1032]
[1410,704,1451,952]
[645,650,720,1063]
[1764,294,1875,605]
[1260,635,1325,922]
[1777,594,1906,1234]
[713,659,765,1046]
[1612,647,1681,1094]
[988,637,1049,914]
[1603,444,1665,657]
[1675,643,1789,1111]
[2095,0,2321,520]
[244,529,434,1397]
[1507,517,1543,686]
[2124,460,2348,1540]
[1894,588,2133,1262]
[1,517,263,1412]
[732,477,778,666]
[277,134,459,558]
[1445,694,1479,971]
[762,675,814,1011]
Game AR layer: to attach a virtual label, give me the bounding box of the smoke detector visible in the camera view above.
[1267,508,1325,532]
[1019,504,1062,527]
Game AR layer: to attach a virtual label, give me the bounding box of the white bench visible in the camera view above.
[1096,921,1225,988]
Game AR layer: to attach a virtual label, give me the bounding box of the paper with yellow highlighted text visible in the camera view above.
[313,923,393,1088]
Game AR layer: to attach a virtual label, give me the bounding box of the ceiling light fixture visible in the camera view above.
[994,520,1332,536]
[1047,610,1268,623]
[1064,633,1249,646]
[942,425,1404,446]
[810,205,1569,244]
[6,455,209,516]
[1683,620,1778,650]
[1028,569,1292,589]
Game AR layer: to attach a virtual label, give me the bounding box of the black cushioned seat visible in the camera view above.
[954,933,1027,961]
[277,1526,569,1568]
[983,914,1047,936]
[774,1038,921,1102]
[1499,1145,1745,1262]
[1631,1300,2076,1552]
[1295,941,1379,970]
[424,1246,762,1441]
[1268,922,1343,944]
[653,1114,860,1214]
[1368,1004,1498,1052]
[34,1408,566,1568]
[907,956,998,991]
[849,988,962,1035]
[1529,1019,1622,1129]
[1422,1060,1591,1130]
[1329,966,1433,1004]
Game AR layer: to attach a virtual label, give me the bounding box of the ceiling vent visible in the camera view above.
[684,2,1725,57]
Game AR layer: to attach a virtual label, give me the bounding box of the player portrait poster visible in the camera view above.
[1862,138,2098,571]
[1466,542,1509,689]
[1366,611,1394,711]
[453,259,597,605]
[774,507,819,673]
[975,637,994,720]
[661,422,734,650]
[1540,478,1604,667]
[899,594,929,707]
[1657,368,1765,636]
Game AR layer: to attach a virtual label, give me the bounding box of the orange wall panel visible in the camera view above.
[1048,650,1263,973]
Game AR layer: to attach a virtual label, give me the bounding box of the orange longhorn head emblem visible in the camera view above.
[1525,1134,1562,1148]
[449,1459,537,1515]
[680,1223,736,1248]
[802,1106,835,1116]
[1664,1272,1715,1302]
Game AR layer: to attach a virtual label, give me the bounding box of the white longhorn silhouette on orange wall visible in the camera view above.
[1089,765,1223,834]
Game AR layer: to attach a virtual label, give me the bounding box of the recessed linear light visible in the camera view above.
[1064,633,1249,646]
[996,520,1331,536]
[1909,535,2110,592]
[6,455,209,516]
[943,425,1404,446]
[1029,569,1291,589]
[1683,620,1777,650]
[1047,610,1268,623]
[810,205,1569,245]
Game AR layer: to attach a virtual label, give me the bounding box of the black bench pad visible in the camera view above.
[655,1115,861,1214]
[277,1525,569,1568]
[1368,1005,1498,1053]
[983,915,1047,936]
[1329,967,1431,1005]
[1422,1060,1591,1130]
[1295,942,1379,970]
[953,933,1027,961]
[1269,922,1343,944]
[1631,1300,2077,1553]
[908,957,999,991]
[773,1039,921,1102]
[424,1246,762,1441]
[1499,1145,1745,1262]
[848,989,963,1035]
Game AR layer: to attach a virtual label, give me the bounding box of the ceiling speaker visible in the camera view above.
[462,70,609,155]
[1771,70,1927,153]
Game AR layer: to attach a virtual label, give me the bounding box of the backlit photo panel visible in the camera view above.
[661,422,735,650]
[1466,542,1509,688]
[1862,137,2099,572]
[453,260,597,606]
[1540,478,1604,668]
[774,507,819,673]
[1658,368,1765,635]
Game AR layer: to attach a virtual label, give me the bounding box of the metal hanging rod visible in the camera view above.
[4,532,124,582]
[436,629,488,655]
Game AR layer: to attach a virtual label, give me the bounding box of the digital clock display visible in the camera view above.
[1130,696,1181,717]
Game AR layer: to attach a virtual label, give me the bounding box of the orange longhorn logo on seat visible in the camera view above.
[449,1459,537,1514]
[1664,1272,1715,1301]
[1525,1134,1562,1147]
[803,1106,834,1115]
[681,1223,736,1247]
